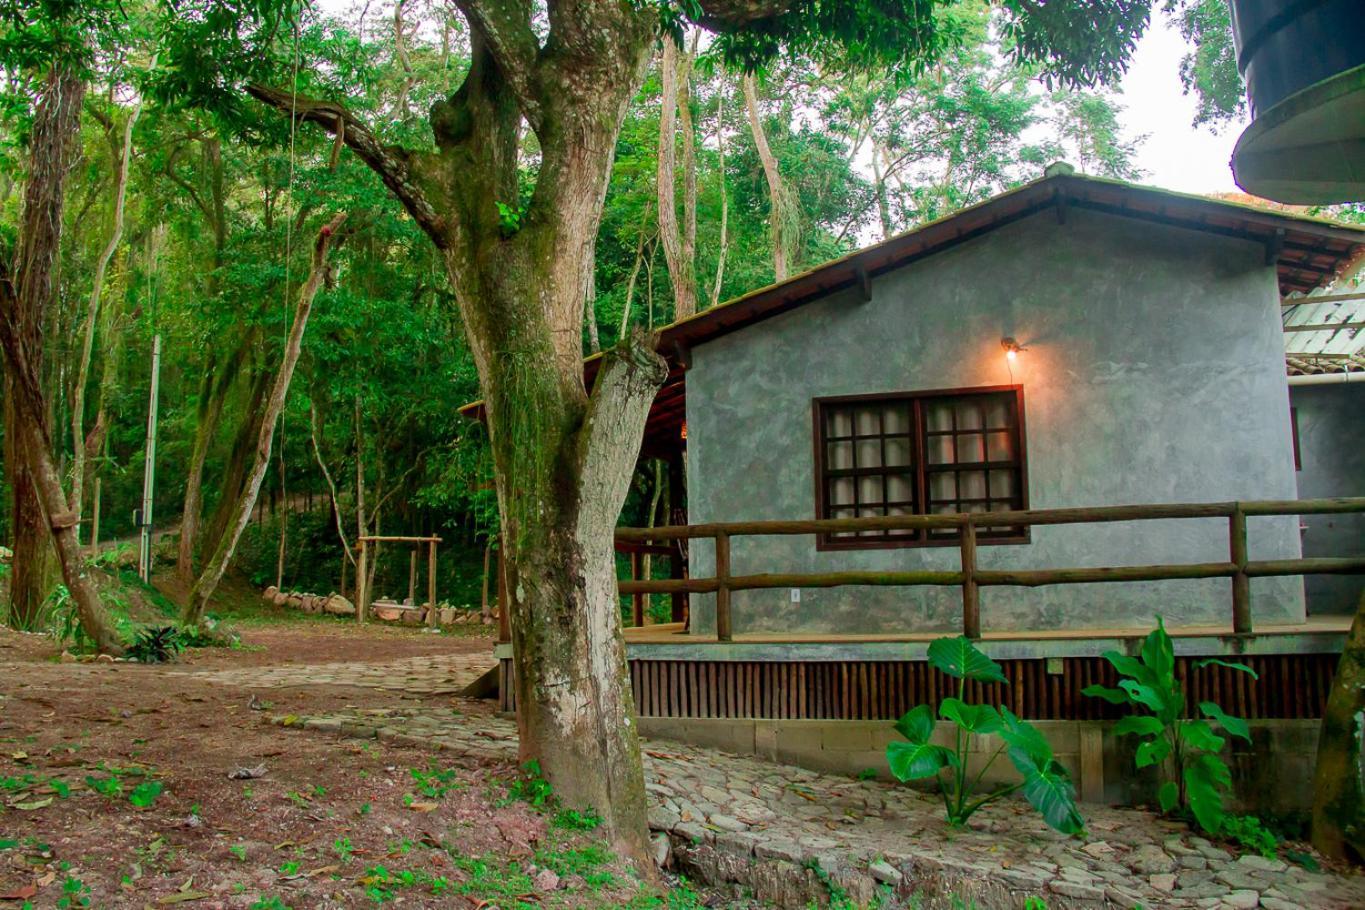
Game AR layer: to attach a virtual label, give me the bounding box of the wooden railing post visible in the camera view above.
[961,517,980,639]
[497,538,511,643]
[630,551,644,627]
[715,531,732,642]
[1230,505,1251,634]
[427,539,438,628]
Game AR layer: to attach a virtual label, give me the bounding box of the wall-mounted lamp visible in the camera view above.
[1001,337,1025,362]
[680,420,688,441]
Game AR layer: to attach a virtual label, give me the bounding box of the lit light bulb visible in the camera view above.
[1005,348,1017,362]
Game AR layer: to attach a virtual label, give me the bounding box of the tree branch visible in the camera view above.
[245,85,449,245]
[449,0,544,128]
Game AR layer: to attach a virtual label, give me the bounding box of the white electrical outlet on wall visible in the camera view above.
[790,588,801,603]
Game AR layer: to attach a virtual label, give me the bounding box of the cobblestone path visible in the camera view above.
[271,706,1365,909]
[170,652,494,694]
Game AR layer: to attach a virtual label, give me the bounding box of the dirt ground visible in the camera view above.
[0,615,682,910]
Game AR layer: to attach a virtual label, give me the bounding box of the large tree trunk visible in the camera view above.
[71,95,143,538]
[3,390,56,629]
[184,215,348,623]
[1312,590,1365,863]
[0,64,120,652]
[657,38,697,320]
[202,365,271,558]
[743,74,793,282]
[176,347,240,581]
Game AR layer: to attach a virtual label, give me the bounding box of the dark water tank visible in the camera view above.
[1229,0,1365,204]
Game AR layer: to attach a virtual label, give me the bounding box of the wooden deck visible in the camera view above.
[622,615,1352,645]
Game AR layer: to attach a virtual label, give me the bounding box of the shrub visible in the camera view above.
[886,636,1084,834]
[1082,616,1256,835]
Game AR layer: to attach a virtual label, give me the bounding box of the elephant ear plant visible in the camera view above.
[886,636,1085,834]
[1082,616,1256,835]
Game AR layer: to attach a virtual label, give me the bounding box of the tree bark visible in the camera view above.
[743,73,793,282]
[0,64,120,651]
[201,365,270,559]
[176,343,245,581]
[184,214,349,623]
[709,89,730,310]
[1312,590,1365,863]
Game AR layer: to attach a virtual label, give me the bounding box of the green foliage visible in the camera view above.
[500,760,554,808]
[1166,0,1244,128]
[126,625,184,663]
[1220,814,1280,859]
[887,635,1083,834]
[552,807,603,831]
[129,780,164,808]
[1082,616,1256,836]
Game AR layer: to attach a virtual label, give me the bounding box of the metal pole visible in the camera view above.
[138,333,162,582]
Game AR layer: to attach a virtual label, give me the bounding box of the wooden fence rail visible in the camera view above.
[614,497,1365,642]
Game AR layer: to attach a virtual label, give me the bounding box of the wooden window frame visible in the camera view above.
[812,384,1030,551]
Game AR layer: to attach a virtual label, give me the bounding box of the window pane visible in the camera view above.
[828,409,853,437]
[830,477,855,505]
[928,435,954,464]
[987,431,1012,462]
[858,475,883,505]
[831,506,855,537]
[959,470,987,500]
[957,434,985,464]
[855,408,880,436]
[887,504,915,536]
[955,400,984,430]
[828,441,853,470]
[887,473,913,502]
[885,437,911,467]
[926,402,953,432]
[929,473,956,501]
[984,397,1011,429]
[883,405,910,435]
[989,470,1015,499]
[856,439,881,468]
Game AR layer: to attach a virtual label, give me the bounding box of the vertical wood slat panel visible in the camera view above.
[612,654,1336,722]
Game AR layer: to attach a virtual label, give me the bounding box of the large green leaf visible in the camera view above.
[1184,754,1232,834]
[1135,737,1171,769]
[1179,719,1225,754]
[1112,715,1164,738]
[1080,684,1130,705]
[1101,650,1154,686]
[893,704,935,745]
[1118,679,1169,717]
[926,636,1007,685]
[998,707,1054,765]
[886,739,953,782]
[1199,701,1251,743]
[1140,616,1175,680]
[939,697,1003,734]
[1157,780,1179,814]
[1007,750,1085,835]
[1195,658,1259,680]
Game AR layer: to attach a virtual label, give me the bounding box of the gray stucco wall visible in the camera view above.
[685,208,1304,635]
[1292,382,1365,614]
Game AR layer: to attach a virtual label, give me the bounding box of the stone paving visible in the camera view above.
[170,653,494,695]
[270,706,1365,909]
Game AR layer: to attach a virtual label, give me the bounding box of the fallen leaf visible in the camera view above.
[0,884,37,900]
[407,801,439,812]
[13,797,53,811]
[156,891,210,903]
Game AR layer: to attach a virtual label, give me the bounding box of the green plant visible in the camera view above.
[55,876,90,909]
[334,836,354,862]
[886,636,1084,834]
[1221,814,1279,859]
[495,201,525,236]
[249,897,290,910]
[126,626,183,663]
[551,807,602,831]
[129,780,163,808]
[501,760,553,808]
[85,774,122,798]
[230,844,248,861]
[1082,617,1255,835]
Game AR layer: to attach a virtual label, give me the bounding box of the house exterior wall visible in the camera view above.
[1292,382,1365,614]
[684,207,1304,635]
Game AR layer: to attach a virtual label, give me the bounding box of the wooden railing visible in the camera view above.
[614,498,1365,642]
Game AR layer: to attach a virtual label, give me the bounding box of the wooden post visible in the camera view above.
[961,518,980,639]
[408,548,418,604]
[631,551,644,627]
[497,538,511,643]
[356,540,368,624]
[1230,506,1251,634]
[715,531,732,642]
[340,551,348,601]
[426,538,437,628]
[668,451,687,622]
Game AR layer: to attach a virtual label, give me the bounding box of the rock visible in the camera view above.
[1149,873,1177,892]
[868,860,902,886]
[1235,854,1287,873]
[650,832,671,869]
[1192,840,1233,862]
[1260,898,1302,910]
[1215,869,1266,891]
[1128,844,1176,875]
[1081,840,1116,859]
[1178,853,1208,870]
[1048,880,1105,901]
[532,868,560,892]
[1105,884,1145,906]
[647,806,681,831]
[1223,888,1260,908]
[263,585,278,601]
[708,813,747,832]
